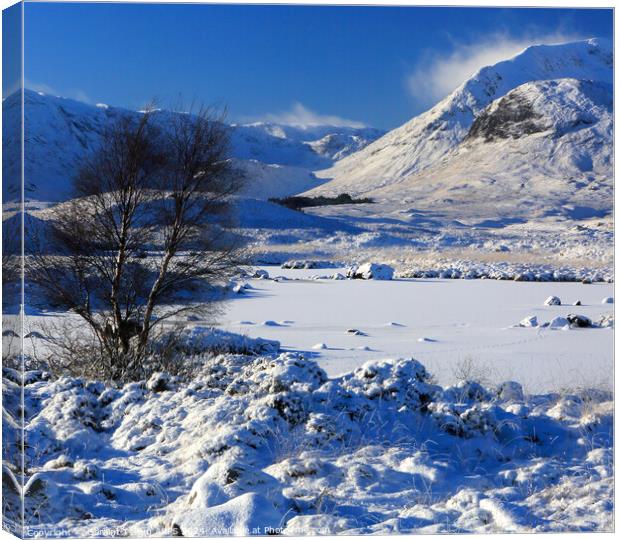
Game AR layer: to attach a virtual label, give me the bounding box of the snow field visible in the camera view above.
[219,269,613,393]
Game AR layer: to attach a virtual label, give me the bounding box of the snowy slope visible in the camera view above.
[310,38,612,196]
[364,78,613,221]
[3,91,120,202]
[2,90,383,203]
[231,159,327,199]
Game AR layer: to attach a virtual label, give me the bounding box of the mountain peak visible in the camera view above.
[310,38,613,197]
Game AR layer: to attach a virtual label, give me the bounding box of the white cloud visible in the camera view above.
[252,102,366,128]
[406,32,582,108]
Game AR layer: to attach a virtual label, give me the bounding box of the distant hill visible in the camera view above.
[2,89,384,203]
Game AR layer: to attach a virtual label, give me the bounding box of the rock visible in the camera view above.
[573,300,582,306]
[232,284,245,294]
[544,296,561,306]
[496,381,524,402]
[261,320,282,327]
[519,316,538,327]
[346,329,366,336]
[347,263,394,280]
[549,316,570,329]
[602,297,614,304]
[332,272,346,280]
[581,278,592,284]
[312,343,327,350]
[253,269,270,279]
[567,314,592,328]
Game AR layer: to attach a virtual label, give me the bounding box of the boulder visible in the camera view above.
[346,329,366,336]
[347,263,394,280]
[544,296,561,306]
[567,314,592,328]
[519,316,538,328]
[602,297,614,304]
[549,316,570,329]
[253,269,270,279]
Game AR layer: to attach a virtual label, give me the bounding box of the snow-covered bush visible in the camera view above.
[11,351,614,536]
[340,358,440,410]
[496,381,524,402]
[174,326,280,355]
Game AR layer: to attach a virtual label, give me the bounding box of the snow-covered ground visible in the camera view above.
[4,328,613,536]
[218,268,613,394]
[7,268,612,535]
[16,269,613,395]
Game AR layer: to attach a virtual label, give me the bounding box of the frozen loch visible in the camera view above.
[221,267,613,393]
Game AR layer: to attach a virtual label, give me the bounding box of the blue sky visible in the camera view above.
[16,3,614,129]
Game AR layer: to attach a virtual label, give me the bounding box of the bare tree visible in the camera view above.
[29,106,246,381]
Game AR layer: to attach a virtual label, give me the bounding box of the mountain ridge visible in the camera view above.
[361,77,612,222]
[2,89,384,202]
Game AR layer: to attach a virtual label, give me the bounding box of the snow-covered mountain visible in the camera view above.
[231,122,383,168]
[2,90,384,202]
[310,38,613,198]
[364,78,612,221]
